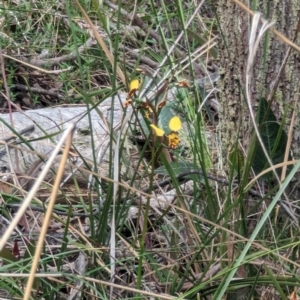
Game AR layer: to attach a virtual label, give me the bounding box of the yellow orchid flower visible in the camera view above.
[129,79,139,94]
[150,116,182,149]
[150,124,165,137]
[168,132,180,149]
[175,79,190,88]
[169,116,182,132]
[125,79,139,108]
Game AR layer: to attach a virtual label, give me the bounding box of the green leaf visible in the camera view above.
[138,74,167,106]
[22,240,36,267]
[0,278,23,297]
[228,146,245,174]
[154,161,197,176]
[158,103,179,134]
[0,247,18,264]
[186,29,218,58]
[252,98,290,178]
[138,74,156,97]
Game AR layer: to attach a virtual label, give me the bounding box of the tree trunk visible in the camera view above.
[217,1,300,177]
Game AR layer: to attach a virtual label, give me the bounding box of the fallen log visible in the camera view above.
[0,94,128,197]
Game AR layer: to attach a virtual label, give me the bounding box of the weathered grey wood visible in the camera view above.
[0,94,127,185]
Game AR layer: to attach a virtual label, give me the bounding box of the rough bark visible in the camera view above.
[217,1,300,170]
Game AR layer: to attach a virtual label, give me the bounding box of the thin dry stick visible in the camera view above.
[13,83,65,100]
[0,123,75,250]
[23,124,75,300]
[267,19,300,104]
[231,0,300,53]
[0,47,22,173]
[281,109,296,181]
[1,53,72,74]
[140,0,206,98]
[110,107,135,294]
[67,275,183,300]
[0,48,13,124]
[266,19,300,181]
[75,0,126,85]
[246,14,298,223]
[119,44,159,69]
[246,14,283,184]
[27,37,96,67]
[105,0,207,76]
[43,160,300,271]
[245,160,298,191]
[269,20,300,180]
[274,107,298,285]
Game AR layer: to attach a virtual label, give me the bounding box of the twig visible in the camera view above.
[104,0,161,41]
[119,44,159,69]
[148,169,299,222]
[104,0,207,76]
[13,83,65,100]
[0,47,13,124]
[4,203,99,217]
[24,123,75,300]
[75,0,126,85]
[0,125,35,144]
[0,123,76,252]
[0,46,20,172]
[26,37,96,67]
[2,53,72,74]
